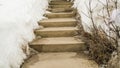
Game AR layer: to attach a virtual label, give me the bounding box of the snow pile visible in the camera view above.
[73,0,120,33]
[0,0,48,68]
[110,9,120,26]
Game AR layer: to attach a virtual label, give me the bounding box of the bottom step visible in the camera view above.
[22,52,98,68]
[29,37,86,52]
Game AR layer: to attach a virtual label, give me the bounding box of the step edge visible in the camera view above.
[29,42,85,46]
[35,27,79,32]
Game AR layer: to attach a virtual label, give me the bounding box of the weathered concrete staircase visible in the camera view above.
[29,1,85,52]
[23,0,98,68]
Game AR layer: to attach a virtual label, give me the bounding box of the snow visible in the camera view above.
[0,0,48,68]
[110,9,120,27]
[73,0,120,33]
[1,0,120,68]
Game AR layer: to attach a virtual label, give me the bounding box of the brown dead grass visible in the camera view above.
[82,28,116,64]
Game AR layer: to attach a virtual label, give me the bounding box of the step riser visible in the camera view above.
[47,8,73,13]
[49,5,72,8]
[30,43,86,52]
[35,30,78,37]
[45,13,75,18]
[39,21,77,27]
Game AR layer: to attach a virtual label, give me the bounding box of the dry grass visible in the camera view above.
[82,28,116,64]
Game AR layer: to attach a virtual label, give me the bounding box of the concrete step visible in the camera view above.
[47,8,73,13]
[39,18,77,27]
[29,37,86,52]
[22,52,98,68]
[50,0,69,3]
[49,1,73,5]
[51,0,67,1]
[35,27,79,37]
[49,5,72,8]
[44,12,75,18]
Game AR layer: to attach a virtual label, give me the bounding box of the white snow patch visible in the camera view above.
[0,0,48,68]
[73,0,120,33]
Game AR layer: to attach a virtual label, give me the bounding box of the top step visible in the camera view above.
[51,0,67,1]
[49,1,73,5]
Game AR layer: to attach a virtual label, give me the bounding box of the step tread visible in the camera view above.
[45,12,74,15]
[51,1,70,2]
[39,18,77,27]
[45,11,75,18]
[22,52,98,68]
[47,8,73,10]
[50,4,72,6]
[40,18,76,23]
[35,27,78,32]
[49,5,72,8]
[51,0,67,2]
[50,2,73,5]
[30,37,84,45]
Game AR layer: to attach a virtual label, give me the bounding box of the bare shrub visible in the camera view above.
[79,0,117,65]
[81,25,115,64]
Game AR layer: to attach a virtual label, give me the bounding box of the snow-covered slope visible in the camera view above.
[0,0,48,68]
[73,0,120,33]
